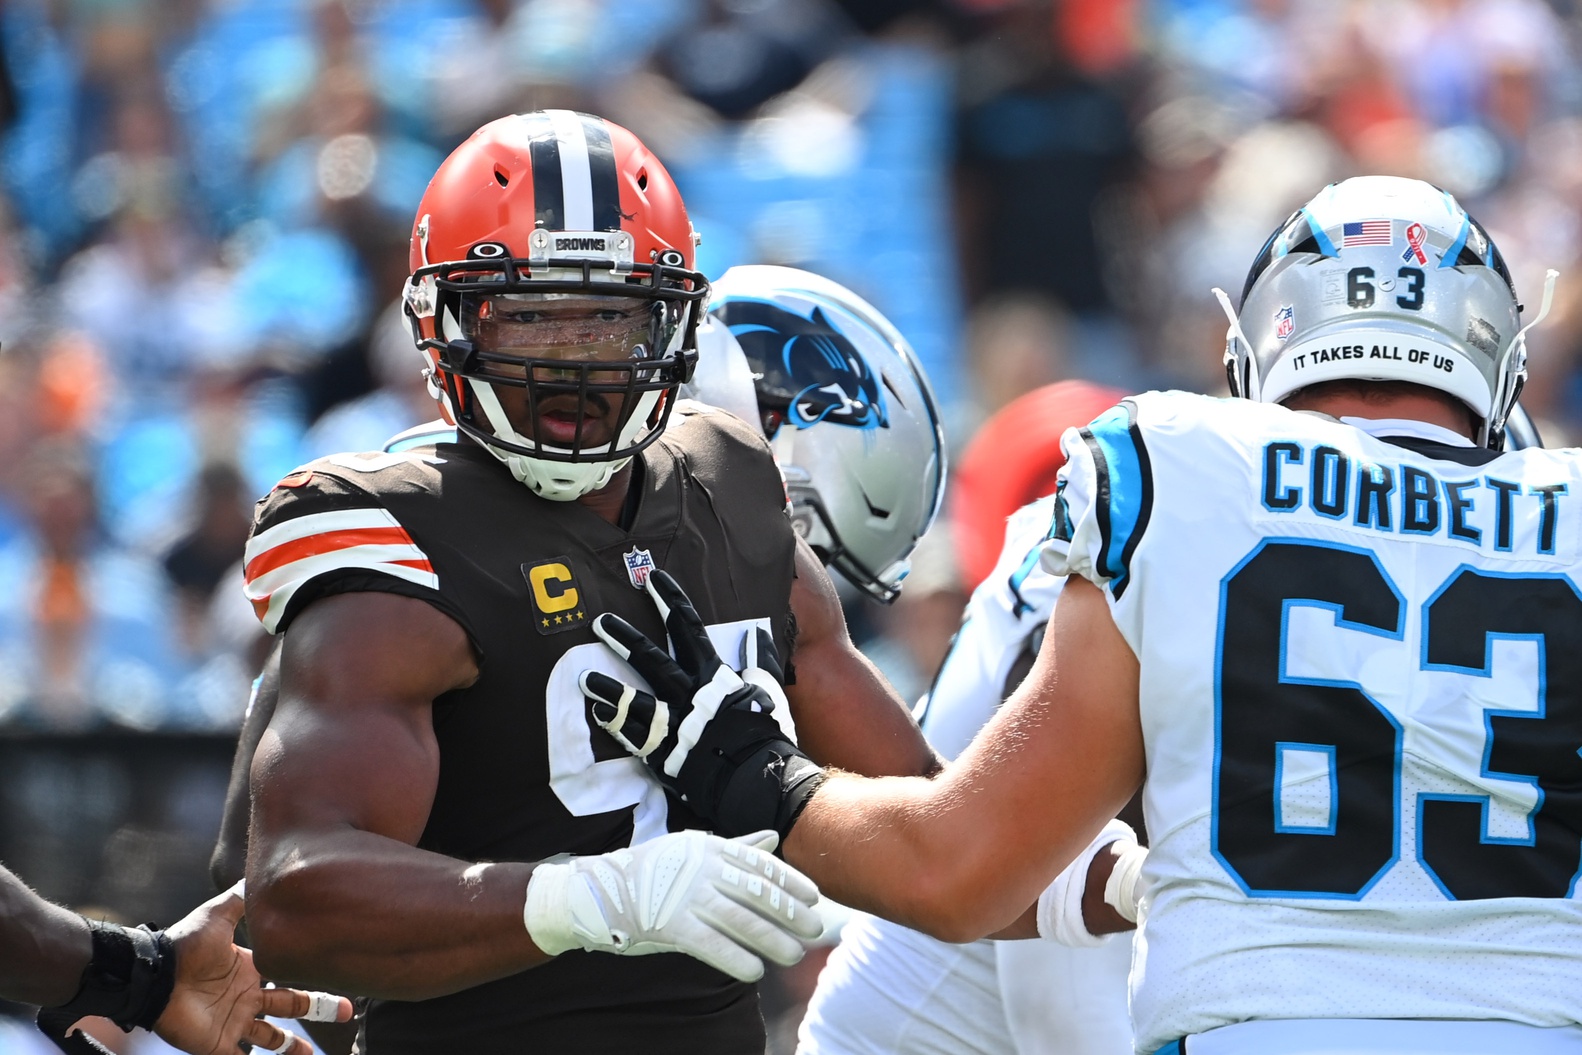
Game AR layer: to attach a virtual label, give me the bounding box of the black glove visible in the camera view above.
[579,570,825,841]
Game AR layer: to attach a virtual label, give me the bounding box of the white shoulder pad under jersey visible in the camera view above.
[1040,390,1582,1052]
[920,494,1065,760]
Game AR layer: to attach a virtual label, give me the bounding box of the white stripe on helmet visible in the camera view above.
[546,109,594,231]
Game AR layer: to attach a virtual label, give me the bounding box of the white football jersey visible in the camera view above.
[1041,391,1582,1052]
[918,495,1066,758]
[800,497,1131,1055]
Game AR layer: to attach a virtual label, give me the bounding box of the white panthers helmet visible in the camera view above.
[684,265,946,603]
[1225,175,1550,449]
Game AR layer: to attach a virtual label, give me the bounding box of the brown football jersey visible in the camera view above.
[244,404,798,1053]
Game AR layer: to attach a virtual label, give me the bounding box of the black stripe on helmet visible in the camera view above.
[579,114,623,232]
[524,112,565,231]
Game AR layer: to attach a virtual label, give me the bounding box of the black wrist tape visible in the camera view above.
[38,920,177,1034]
[714,739,827,843]
[775,757,826,842]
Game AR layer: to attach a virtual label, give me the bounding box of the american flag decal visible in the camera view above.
[243,508,437,632]
[1342,220,1393,247]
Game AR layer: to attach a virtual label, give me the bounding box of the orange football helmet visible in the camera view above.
[403,110,707,500]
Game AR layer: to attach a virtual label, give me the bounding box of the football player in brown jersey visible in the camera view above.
[233,112,938,1055]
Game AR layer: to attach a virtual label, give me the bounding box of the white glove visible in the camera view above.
[523,829,823,982]
[1036,819,1139,947]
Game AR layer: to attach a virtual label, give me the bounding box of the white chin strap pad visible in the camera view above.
[468,379,627,501]
[505,450,626,502]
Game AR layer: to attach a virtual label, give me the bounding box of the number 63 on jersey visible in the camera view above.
[1213,539,1582,902]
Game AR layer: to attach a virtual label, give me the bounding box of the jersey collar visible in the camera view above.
[1339,416,1476,448]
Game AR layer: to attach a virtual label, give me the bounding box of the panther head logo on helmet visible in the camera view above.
[716,300,889,433]
[683,266,945,604]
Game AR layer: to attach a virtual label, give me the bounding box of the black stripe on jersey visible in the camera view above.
[1113,400,1154,601]
[1382,435,1500,467]
[580,114,623,231]
[526,113,565,230]
[1080,426,1113,585]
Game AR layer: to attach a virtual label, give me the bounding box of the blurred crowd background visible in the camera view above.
[1,0,1581,1049]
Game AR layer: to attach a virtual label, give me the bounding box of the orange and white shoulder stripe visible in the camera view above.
[243,507,438,632]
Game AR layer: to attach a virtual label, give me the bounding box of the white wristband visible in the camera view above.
[1103,841,1148,923]
[1035,819,1136,947]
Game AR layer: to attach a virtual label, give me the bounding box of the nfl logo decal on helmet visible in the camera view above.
[1274,306,1294,341]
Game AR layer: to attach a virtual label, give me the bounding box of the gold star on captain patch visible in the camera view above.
[554,614,563,625]
[574,610,585,621]
[541,618,550,628]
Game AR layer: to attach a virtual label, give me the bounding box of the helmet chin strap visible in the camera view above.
[1515,268,1559,346]
[469,381,629,501]
[1212,287,1259,400]
[1487,267,1558,448]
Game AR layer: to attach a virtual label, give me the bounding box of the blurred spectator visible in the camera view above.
[949,379,1124,591]
[962,292,1074,418]
[301,300,435,459]
[252,62,440,237]
[161,461,252,658]
[69,70,200,235]
[0,439,185,730]
[856,523,967,706]
[2,0,89,265]
[53,137,228,412]
[658,0,849,120]
[954,0,1136,312]
[424,0,530,139]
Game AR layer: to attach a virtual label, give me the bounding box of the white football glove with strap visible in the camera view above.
[523,829,823,982]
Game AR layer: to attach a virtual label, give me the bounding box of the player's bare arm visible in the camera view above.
[244,590,553,998]
[0,863,91,1005]
[786,536,942,778]
[211,642,281,892]
[2,869,350,1055]
[782,576,1143,940]
[589,574,1145,942]
[249,589,819,998]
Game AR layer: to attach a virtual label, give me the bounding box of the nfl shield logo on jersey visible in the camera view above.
[623,547,656,590]
[1274,305,1295,341]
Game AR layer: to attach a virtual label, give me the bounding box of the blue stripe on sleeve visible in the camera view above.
[1079,401,1153,599]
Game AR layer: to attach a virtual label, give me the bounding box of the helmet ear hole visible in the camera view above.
[493,165,510,187]
[636,169,648,192]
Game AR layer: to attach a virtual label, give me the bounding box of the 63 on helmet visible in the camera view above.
[1219,175,1556,450]
[403,110,709,500]
[685,265,947,604]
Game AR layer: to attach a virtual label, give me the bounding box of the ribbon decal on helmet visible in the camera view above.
[1402,222,1428,265]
